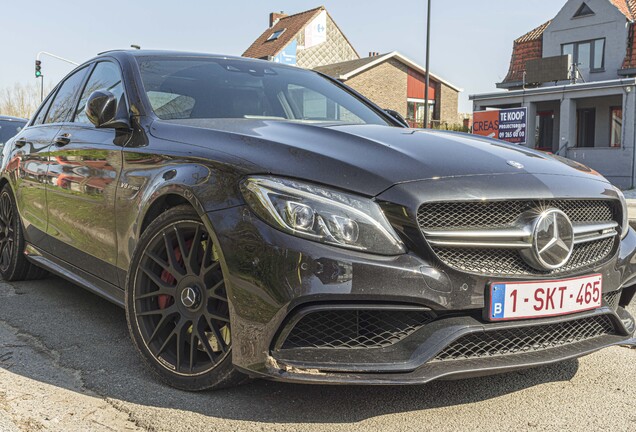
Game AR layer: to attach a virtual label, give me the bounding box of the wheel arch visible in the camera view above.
[137,185,207,237]
[135,184,234,267]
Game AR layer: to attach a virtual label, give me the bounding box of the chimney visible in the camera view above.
[270,11,287,27]
[368,52,380,57]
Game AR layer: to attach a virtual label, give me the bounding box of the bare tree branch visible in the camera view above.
[0,82,53,119]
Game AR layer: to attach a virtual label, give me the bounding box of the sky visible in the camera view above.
[1,0,567,112]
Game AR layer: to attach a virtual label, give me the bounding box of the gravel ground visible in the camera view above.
[0,276,634,432]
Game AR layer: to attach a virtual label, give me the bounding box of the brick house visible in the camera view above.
[243,6,462,128]
[472,0,636,188]
[315,52,461,127]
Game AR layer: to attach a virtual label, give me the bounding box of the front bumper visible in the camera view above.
[208,204,636,385]
[265,311,635,386]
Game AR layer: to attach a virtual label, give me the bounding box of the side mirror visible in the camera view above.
[86,90,130,130]
[384,109,410,128]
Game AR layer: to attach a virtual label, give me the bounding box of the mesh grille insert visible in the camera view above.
[603,290,622,311]
[418,200,615,231]
[281,309,434,350]
[433,315,615,362]
[434,237,615,276]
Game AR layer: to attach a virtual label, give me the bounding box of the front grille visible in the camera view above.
[434,237,615,276]
[432,315,615,362]
[418,200,614,231]
[418,199,618,276]
[281,309,434,350]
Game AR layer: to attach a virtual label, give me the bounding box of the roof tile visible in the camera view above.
[609,0,636,20]
[502,21,551,83]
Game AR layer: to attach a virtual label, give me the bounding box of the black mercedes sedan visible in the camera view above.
[1,50,634,390]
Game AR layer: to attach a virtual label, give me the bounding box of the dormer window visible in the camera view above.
[573,3,595,18]
[562,38,605,72]
[267,29,286,41]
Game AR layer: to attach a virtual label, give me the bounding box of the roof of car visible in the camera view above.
[0,115,27,122]
[91,49,312,75]
[96,49,248,61]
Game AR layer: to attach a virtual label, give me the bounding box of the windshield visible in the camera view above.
[136,57,390,126]
[0,120,26,145]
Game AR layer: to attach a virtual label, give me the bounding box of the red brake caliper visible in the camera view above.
[157,239,193,309]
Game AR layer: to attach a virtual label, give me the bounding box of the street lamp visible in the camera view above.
[424,0,431,129]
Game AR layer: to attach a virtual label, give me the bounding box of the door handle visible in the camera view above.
[15,137,27,148]
[54,133,71,147]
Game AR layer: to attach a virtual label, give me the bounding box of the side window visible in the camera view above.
[74,62,125,124]
[44,67,89,124]
[32,93,55,126]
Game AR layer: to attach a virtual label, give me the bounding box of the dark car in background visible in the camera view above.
[0,115,27,153]
[0,50,634,391]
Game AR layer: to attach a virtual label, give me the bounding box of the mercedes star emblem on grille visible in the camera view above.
[521,209,574,270]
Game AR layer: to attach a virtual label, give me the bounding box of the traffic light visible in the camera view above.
[35,60,42,78]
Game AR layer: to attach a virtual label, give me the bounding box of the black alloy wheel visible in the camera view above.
[126,205,246,390]
[0,185,48,281]
[0,189,16,273]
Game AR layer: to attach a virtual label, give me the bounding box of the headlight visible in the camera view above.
[617,188,630,239]
[241,176,406,255]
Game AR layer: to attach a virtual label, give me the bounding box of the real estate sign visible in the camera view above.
[473,107,527,144]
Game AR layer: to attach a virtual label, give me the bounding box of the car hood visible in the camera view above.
[151,119,608,197]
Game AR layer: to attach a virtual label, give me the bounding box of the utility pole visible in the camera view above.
[35,51,79,102]
[424,0,432,129]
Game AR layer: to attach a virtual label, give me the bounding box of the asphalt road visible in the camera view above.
[0,275,634,432]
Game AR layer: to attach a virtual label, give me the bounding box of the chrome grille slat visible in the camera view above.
[424,221,618,249]
[418,200,618,276]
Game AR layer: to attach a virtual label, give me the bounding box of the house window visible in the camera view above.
[535,111,555,151]
[573,3,595,18]
[577,108,596,147]
[407,100,434,128]
[610,106,622,148]
[267,29,286,41]
[562,39,605,71]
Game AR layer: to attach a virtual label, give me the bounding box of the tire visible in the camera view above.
[0,185,49,281]
[125,205,247,391]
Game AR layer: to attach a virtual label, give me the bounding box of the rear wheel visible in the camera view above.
[0,185,48,281]
[125,205,247,391]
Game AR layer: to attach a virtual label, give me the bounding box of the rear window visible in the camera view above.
[136,57,389,126]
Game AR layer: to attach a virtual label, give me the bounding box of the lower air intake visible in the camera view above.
[433,315,615,362]
[281,309,434,350]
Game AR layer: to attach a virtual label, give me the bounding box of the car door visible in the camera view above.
[7,67,89,248]
[45,61,126,286]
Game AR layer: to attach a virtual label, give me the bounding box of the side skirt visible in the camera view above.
[24,243,125,308]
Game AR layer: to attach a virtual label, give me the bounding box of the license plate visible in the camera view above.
[488,274,603,321]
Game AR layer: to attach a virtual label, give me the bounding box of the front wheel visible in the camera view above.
[125,205,247,391]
